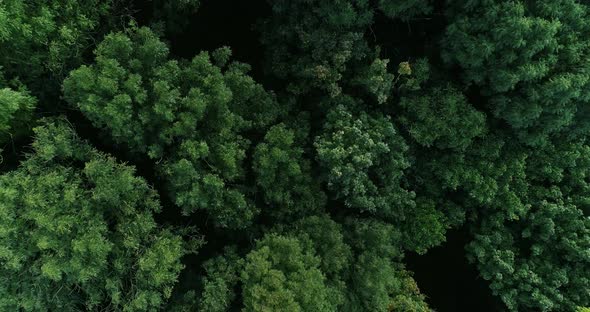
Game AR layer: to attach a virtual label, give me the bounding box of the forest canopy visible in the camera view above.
[0,0,589,311]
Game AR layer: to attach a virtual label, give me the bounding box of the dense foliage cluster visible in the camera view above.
[0,0,118,99]
[1,0,589,311]
[63,27,280,229]
[442,0,590,146]
[0,80,35,150]
[0,120,198,311]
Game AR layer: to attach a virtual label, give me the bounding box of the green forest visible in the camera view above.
[0,0,589,311]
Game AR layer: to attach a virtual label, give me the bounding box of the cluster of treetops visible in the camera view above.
[0,0,589,311]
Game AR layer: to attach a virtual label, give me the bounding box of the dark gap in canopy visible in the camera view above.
[165,0,270,83]
[405,226,506,312]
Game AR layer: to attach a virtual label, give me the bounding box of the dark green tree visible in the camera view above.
[469,197,590,311]
[191,215,430,312]
[466,138,590,311]
[313,96,448,254]
[377,0,432,20]
[0,0,586,310]
[260,0,432,101]
[260,0,374,96]
[442,0,590,146]
[398,85,486,151]
[288,216,428,312]
[196,247,243,312]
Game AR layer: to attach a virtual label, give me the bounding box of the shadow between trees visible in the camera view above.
[406,226,505,312]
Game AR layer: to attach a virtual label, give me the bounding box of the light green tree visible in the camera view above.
[0,120,199,311]
[0,73,36,150]
[315,99,414,217]
[0,0,117,97]
[241,233,340,312]
[64,27,279,229]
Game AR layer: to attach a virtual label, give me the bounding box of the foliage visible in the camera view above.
[315,99,413,217]
[0,81,36,147]
[465,139,590,311]
[64,26,279,229]
[0,120,197,311]
[260,0,374,96]
[469,198,590,311]
[197,248,243,312]
[253,123,326,220]
[0,0,115,96]
[2,0,590,311]
[437,2,590,309]
[377,0,432,20]
[191,215,430,312]
[398,85,486,151]
[442,0,590,146]
[350,57,395,104]
[241,233,340,311]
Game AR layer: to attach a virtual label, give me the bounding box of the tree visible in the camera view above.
[341,218,430,311]
[315,98,414,218]
[191,215,430,312]
[312,89,453,253]
[1,0,588,310]
[0,73,36,150]
[285,215,429,312]
[391,62,489,252]
[63,26,279,229]
[260,0,375,97]
[0,120,199,311]
[260,0,434,101]
[241,233,340,312]
[253,123,326,220]
[397,85,486,151]
[414,126,590,310]
[289,215,352,283]
[466,138,590,311]
[0,0,117,97]
[442,0,590,146]
[469,198,590,311]
[196,247,243,312]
